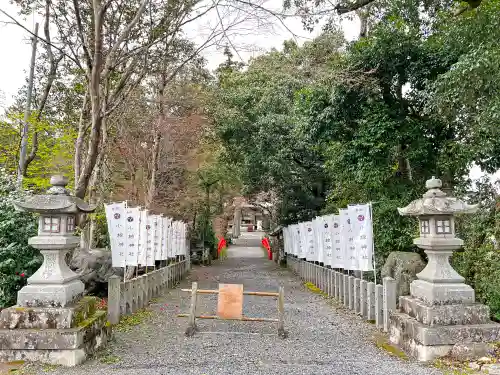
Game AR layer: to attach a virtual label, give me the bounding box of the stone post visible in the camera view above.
[348,276,355,310]
[360,280,368,318]
[354,278,361,314]
[336,272,342,300]
[383,277,396,333]
[108,275,121,324]
[375,284,384,329]
[343,274,349,307]
[366,281,375,321]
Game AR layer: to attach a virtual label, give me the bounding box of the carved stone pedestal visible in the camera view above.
[0,297,111,366]
[390,296,499,361]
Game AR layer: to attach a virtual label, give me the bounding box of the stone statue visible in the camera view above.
[69,247,123,295]
[381,251,426,301]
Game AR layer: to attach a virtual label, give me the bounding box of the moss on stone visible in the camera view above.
[79,296,98,315]
[433,359,476,375]
[72,296,99,327]
[115,309,154,332]
[304,282,328,297]
[77,310,106,328]
[6,360,25,366]
[99,355,120,364]
[304,282,321,293]
[374,335,408,360]
[72,309,85,327]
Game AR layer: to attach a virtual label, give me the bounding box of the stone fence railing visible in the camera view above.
[107,260,189,324]
[287,255,397,333]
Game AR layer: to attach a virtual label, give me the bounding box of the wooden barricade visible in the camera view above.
[178,282,287,338]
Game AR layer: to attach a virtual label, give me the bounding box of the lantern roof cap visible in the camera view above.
[397,176,478,217]
[13,175,95,214]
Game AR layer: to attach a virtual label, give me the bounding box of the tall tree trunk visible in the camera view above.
[75,114,103,199]
[75,92,89,186]
[357,9,368,38]
[17,23,38,188]
[145,127,161,209]
[24,1,64,175]
[80,112,107,249]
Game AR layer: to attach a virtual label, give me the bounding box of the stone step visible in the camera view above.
[390,312,500,346]
[0,296,99,330]
[399,296,490,326]
[0,310,107,350]
[0,309,110,367]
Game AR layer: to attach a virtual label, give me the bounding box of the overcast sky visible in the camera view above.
[0,1,494,181]
[0,0,361,108]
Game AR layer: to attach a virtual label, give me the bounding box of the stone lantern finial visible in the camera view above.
[397,176,478,217]
[426,176,441,189]
[47,175,70,195]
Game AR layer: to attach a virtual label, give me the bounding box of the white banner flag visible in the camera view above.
[175,221,182,255]
[155,216,164,261]
[298,223,306,258]
[138,209,148,266]
[313,218,323,263]
[105,202,127,268]
[322,215,333,267]
[298,223,306,259]
[331,215,343,268]
[181,222,187,256]
[160,216,168,260]
[291,226,295,256]
[151,215,161,261]
[305,221,315,261]
[346,206,360,270]
[171,221,178,256]
[145,214,155,266]
[168,217,173,258]
[283,227,290,255]
[340,208,356,270]
[352,204,374,271]
[124,206,140,266]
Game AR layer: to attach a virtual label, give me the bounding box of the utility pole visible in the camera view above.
[17,22,39,188]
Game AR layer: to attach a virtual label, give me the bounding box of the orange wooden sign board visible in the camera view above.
[217,283,243,320]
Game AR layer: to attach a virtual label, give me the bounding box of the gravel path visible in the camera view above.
[42,232,442,375]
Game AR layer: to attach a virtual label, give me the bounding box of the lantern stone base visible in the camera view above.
[411,279,475,306]
[0,296,111,367]
[17,279,84,308]
[389,296,500,362]
[399,296,490,326]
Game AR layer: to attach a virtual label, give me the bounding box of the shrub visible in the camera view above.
[91,209,110,249]
[193,210,217,258]
[0,170,42,307]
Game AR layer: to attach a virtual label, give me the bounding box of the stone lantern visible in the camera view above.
[13,175,94,307]
[389,176,500,361]
[0,175,110,366]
